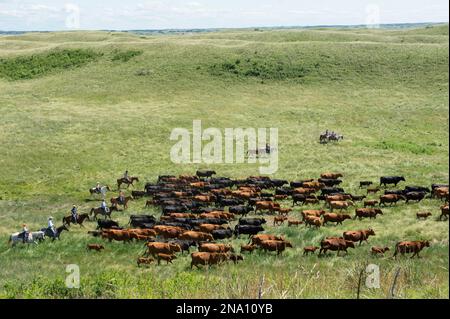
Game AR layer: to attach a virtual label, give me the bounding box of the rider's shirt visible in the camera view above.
[48,220,54,228]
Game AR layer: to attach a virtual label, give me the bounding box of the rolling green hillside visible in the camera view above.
[0,25,448,298]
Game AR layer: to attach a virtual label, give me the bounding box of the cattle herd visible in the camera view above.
[83,170,449,268]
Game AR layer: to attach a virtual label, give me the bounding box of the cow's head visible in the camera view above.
[422,240,431,247]
[375,209,383,214]
[400,176,406,181]
[169,243,182,252]
[342,214,352,220]
[367,228,376,236]
[284,241,293,248]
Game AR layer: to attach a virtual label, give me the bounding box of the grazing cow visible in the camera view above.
[371,246,390,256]
[416,212,432,220]
[211,229,233,240]
[319,237,355,256]
[380,176,405,187]
[304,216,323,228]
[259,240,293,255]
[196,170,216,178]
[287,219,303,227]
[303,246,319,255]
[440,205,449,221]
[240,244,257,254]
[354,208,383,220]
[379,194,406,206]
[234,225,264,237]
[359,181,373,188]
[250,234,285,246]
[273,215,288,226]
[393,240,430,258]
[199,243,234,253]
[343,229,376,245]
[364,200,379,207]
[179,231,214,242]
[405,191,426,203]
[87,244,104,251]
[157,253,177,265]
[320,172,343,180]
[144,242,181,257]
[322,213,351,225]
[137,257,155,267]
[367,187,380,195]
[329,200,354,212]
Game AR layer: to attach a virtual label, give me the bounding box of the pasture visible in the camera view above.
[0,24,448,299]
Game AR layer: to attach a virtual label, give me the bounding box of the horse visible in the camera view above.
[111,196,133,209]
[328,134,344,142]
[89,206,117,220]
[89,185,111,197]
[8,231,37,246]
[40,225,69,241]
[62,213,90,227]
[117,177,139,189]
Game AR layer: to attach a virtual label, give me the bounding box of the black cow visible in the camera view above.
[238,218,267,226]
[196,170,216,178]
[156,221,192,230]
[162,205,188,215]
[405,186,430,193]
[275,188,293,196]
[405,191,427,203]
[350,194,366,201]
[359,181,373,188]
[380,176,405,187]
[167,239,196,254]
[321,187,345,196]
[217,198,244,207]
[270,179,288,188]
[292,194,307,206]
[234,225,264,237]
[229,205,253,217]
[318,178,343,187]
[131,190,147,198]
[188,218,229,226]
[212,229,233,240]
[96,220,119,229]
[384,190,406,196]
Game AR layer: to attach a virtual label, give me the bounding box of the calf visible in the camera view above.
[359,181,373,188]
[157,253,177,265]
[371,246,390,256]
[137,257,155,267]
[273,215,288,226]
[278,208,292,216]
[304,215,323,228]
[87,244,104,252]
[364,200,378,207]
[416,212,432,220]
[240,244,257,254]
[367,187,380,195]
[287,219,303,227]
[440,205,449,221]
[303,246,319,255]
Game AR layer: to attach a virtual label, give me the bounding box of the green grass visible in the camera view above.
[0,25,448,299]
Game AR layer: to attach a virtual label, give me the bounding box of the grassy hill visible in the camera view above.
[0,24,448,298]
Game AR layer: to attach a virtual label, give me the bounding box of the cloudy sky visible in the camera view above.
[0,0,448,31]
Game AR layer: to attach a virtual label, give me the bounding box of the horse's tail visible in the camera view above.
[89,208,94,215]
[7,235,11,244]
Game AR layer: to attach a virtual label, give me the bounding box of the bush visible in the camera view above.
[111,50,143,62]
[0,49,102,80]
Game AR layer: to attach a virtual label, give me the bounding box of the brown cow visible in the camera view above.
[293,187,316,195]
[371,246,390,256]
[157,253,177,265]
[322,213,351,225]
[303,246,319,255]
[320,172,343,180]
[137,257,155,267]
[199,243,234,253]
[273,215,288,226]
[305,198,320,205]
[227,254,244,264]
[250,234,285,246]
[434,187,449,201]
[304,215,323,228]
[153,225,185,239]
[301,209,326,220]
[255,201,280,213]
[87,244,104,251]
[274,195,288,201]
[190,252,229,268]
[179,231,214,242]
[287,219,303,227]
[319,237,355,256]
[302,181,325,190]
[259,240,293,255]
[101,229,131,243]
[416,212,432,220]
[343,229,376,245]
[168,213,196,219]
[354,208,383,220]
[278,208,292,216]
[240,244,257,254]
[144,242,181,257]
[379,194,406,206]
[364,200,379,207]
[329,200,354,212]
[326,194,352,205]
[393,240,430,258]
[198,224,227,233]
[440,205,449,221]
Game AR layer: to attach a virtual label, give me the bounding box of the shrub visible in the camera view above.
[111,50,143,62]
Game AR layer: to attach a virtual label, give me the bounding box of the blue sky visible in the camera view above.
[0,0,448,31]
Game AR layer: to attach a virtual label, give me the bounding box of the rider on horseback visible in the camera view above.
[47,217,56,237]
[100,199,108,213]
[20,224,29,243]
[118,191,125,205]
[95,182,101,193]
[71,205,78,224]
[123,170,130,183]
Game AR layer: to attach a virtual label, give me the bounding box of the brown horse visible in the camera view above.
[89,206,117,220]
[111,196,133,209]
[117,177,139,189]
[62,213,90,227]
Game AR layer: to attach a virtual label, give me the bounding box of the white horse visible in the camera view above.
[8,232,40,246]
[89,185,110,199]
